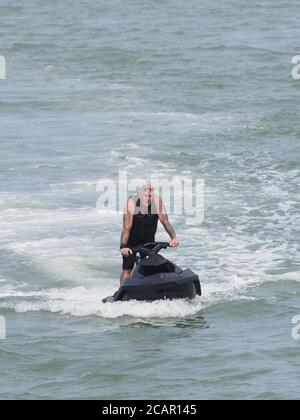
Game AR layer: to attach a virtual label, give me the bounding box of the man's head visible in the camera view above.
[138,182,154,205]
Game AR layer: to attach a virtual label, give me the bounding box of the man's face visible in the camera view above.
[139,186,154,205]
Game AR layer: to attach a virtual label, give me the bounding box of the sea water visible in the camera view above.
[0,0,299,400]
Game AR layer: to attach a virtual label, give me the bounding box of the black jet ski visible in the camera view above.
[102,242,202,303]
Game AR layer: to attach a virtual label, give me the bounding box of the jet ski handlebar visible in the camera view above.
[132,242,170,256]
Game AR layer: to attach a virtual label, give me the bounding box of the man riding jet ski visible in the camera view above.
[102,183,201,303]
[119,182,179,285]
[102,242,201,303]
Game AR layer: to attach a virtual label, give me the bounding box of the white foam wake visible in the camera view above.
[0,271,262,319]
[0,285,203,318]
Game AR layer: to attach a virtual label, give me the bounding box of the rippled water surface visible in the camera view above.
[0,0,299,400]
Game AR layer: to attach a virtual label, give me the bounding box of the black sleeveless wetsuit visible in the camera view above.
[123,197,159,270]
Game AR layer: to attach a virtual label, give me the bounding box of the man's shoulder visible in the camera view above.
[126,196,136,213]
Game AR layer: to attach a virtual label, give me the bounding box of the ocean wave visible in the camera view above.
[27,163,71,170]
[66,180,99,188]
[126,111,262,132]
[2,266,297,320]
[0,282,250,319]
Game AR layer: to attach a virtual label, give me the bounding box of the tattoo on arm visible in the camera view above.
[156,197,176,239]
[120,209,133,245]
[156,196,176,239]
[121,228,130,245]
[162,215,176,240]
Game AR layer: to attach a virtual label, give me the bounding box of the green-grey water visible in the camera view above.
[0,0,300,400]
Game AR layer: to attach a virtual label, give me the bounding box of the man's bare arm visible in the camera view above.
[120,198,134,245]
[121,213,133,244]
[160,214,177,239]
[155,196,177,241]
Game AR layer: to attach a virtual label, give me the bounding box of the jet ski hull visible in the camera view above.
[102,243,202,303]
[102,269,201,303]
